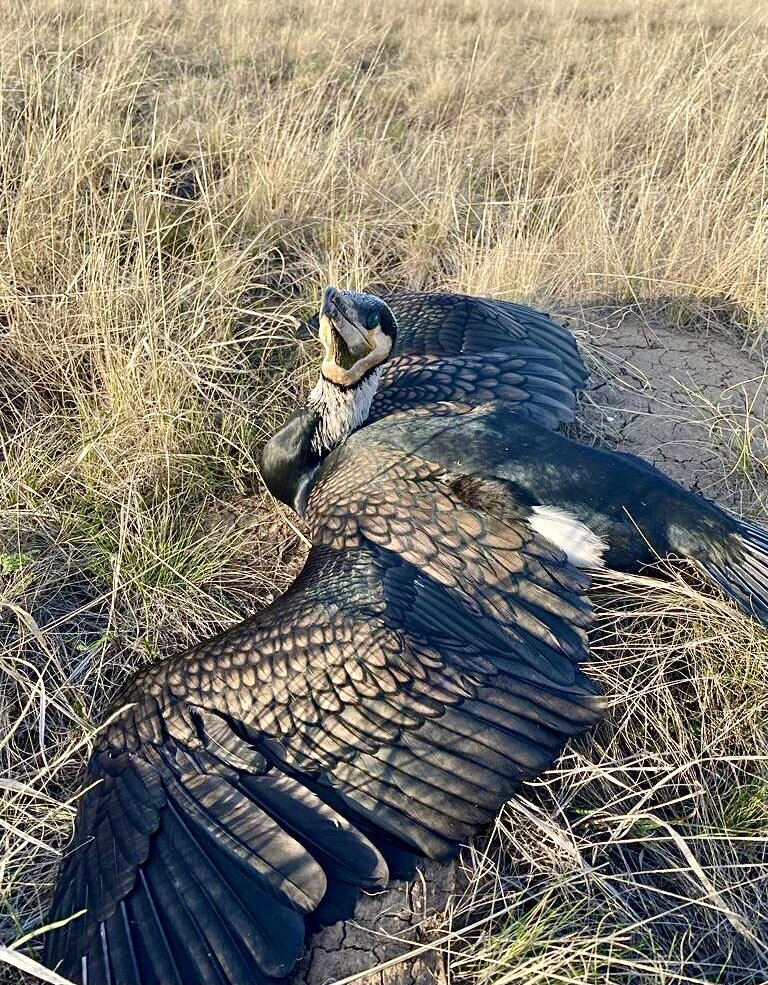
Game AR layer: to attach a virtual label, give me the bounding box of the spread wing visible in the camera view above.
[368,291,589,428]
[44,417,602,985]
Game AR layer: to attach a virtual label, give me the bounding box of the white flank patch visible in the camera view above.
[307,369,382,453]
[529,505,607,568]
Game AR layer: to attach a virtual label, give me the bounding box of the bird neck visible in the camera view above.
[261,369,381,515]
[306,369,382,455]
[260,407,322,515]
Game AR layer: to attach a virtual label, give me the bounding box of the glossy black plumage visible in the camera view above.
[44,404,602,985]
[45,288,768,985]
[370,291,588,427]
[365,292,768,618]
[43,294,601,984]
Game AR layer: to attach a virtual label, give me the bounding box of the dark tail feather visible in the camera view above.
[699,516,768,627]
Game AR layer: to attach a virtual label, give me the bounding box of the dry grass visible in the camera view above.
[0,0,767,982]
[444,566,768,984]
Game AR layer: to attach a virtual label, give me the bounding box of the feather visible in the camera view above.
[45,336,603,984]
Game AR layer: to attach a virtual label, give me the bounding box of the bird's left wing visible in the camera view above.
[44,426,602,985]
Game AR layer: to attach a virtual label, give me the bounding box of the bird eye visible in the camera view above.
[366,311,380,330]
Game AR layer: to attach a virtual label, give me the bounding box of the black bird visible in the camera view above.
[44,288,768,985]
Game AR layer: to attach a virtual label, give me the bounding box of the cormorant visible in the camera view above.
[43,287,768,985]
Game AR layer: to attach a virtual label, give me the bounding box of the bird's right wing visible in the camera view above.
[44,429,603,985]
[368,291,588,428]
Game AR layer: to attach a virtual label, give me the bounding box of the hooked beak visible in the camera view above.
[319,286,373,357]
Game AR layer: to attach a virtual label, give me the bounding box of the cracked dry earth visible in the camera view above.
[292,310,768,985]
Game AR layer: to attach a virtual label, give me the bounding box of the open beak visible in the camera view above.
[319,287,373,358]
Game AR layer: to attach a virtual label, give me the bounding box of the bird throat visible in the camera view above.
[307,369,382,455]
[261,369,382,516]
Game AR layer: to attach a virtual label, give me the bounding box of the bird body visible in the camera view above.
[361,404,739,573]
[45,401,602,985]
[43,287,768,985]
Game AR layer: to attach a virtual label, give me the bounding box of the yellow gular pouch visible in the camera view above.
[319,313,393,386]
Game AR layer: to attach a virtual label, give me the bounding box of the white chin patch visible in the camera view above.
[529,506,607,568]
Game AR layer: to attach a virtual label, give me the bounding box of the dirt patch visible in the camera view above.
[573,307,768,512]
[292,310,768,985]
[296,861,461,985]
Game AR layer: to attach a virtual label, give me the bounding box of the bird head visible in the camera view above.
[317,287,397,386]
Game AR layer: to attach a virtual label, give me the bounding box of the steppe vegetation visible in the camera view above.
[0,0,767,981]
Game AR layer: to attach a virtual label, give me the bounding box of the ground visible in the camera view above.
[0,1,767,983]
